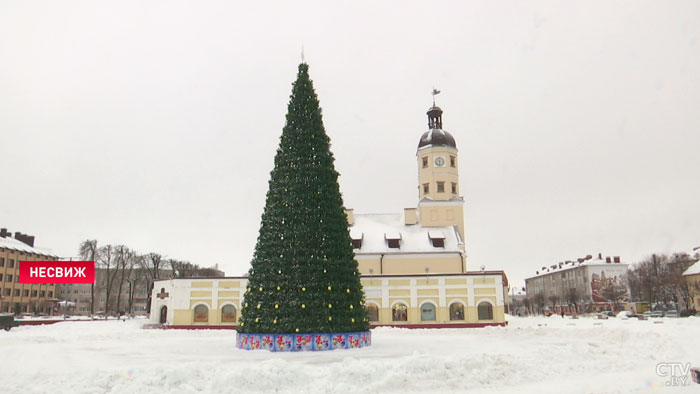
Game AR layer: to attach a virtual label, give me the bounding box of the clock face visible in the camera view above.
[434,156,446,167]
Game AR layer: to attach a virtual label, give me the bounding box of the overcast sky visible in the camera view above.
[1,1,699,287]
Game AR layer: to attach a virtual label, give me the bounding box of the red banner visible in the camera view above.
[19,261,95,284]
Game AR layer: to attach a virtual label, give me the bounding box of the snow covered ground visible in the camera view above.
[1,316,698,394]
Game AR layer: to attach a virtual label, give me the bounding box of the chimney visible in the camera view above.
[0,228,7,238]
[613,256,620,263]
[404,208,417,225]
[585,254,592,260]
[25,235,35,247]
[598,253,602,259]
[345,209,354,226]
[605,257,611,263]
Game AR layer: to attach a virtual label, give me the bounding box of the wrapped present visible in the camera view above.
[294,334,313,351]
[691,367,700,384]
[249,334,261,350]
[348,333,362,349]
[331,333,348,350]
[275,335,293,352]
[313,334,330,351]
[260,334,274,351]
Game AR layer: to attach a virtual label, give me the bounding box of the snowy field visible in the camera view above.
[1,316,698,394]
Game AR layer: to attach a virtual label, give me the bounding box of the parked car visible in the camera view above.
[679,309,696,317]
[664,310,679,318]
[595,313,609,320]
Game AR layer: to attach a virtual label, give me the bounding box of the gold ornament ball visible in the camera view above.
[295,328,299,333]
[349,305,354,309]
[273,319,277,324]
[351,318,355,323]
[240,322,244,326]
[274,304,279,309]
[346,288,350,293]
[328,316,332,321]
[276,286,281,291]
[258,287,263,292]
[255,318,259,323]
[245,303,248,307]
[301,304,306,309]
[256,304,261,309]
[302,287,306,292]
[328,304,332,308]
[327,286,332,291]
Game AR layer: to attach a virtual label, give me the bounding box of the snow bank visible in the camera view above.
[0,316,698,393]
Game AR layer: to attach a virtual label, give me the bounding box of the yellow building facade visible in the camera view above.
[150,102,508,328]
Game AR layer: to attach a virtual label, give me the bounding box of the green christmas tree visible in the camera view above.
[238,63,369,334]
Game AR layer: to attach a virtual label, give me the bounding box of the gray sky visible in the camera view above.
[1,1,699,287]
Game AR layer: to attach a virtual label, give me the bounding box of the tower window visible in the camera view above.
[450,156,456,167]
[423,183,429,194]
[437,181,445,193]
[451,182,457,194]
[422,157,428,168]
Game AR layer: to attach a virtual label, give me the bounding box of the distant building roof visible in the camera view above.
[350,213,463,255]
[0,235,58,258]
[682,260,700,276]
[526,256,628,280]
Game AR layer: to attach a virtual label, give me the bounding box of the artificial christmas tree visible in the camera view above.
[236,62,370,351]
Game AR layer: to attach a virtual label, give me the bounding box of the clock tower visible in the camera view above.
[415,103,465,246]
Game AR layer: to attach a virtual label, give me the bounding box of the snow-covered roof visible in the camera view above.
[0,235,57,257]
[350,213,462,255]
[528,257,628,278]
[682,260,700,276]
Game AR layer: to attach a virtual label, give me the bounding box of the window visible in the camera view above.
[420,303,436,321]
[350,231,363,250]
[221,305,236,323]
[3,288,10,296]
[365,304,379,322]
[23,290,29,297]
[428,231,445,248]
[16,276,19,283]
[9,259,14,268]
[437,181,445,193]
[385,233,401,249]
[6,275,12,282]
[0,274,2,281]
[32,290,37,297]
[450,156,456,167]
[450,303,465,321]
[477,302,493,320]
[0,258,4,267]
[422,157,428,168]
[423,183,429,194]
[48,291,53,298]
[14,289,20,296]
[39,291,45,297]
[194,305,209,322]
[451,182,457,194]
[392,303,408,322]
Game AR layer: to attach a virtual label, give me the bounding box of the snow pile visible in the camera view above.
[0,316,698,393]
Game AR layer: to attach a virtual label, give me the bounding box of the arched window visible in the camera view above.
[477,302,493,320]
[159,306,168,324]
[194,304,209,323]
[449,303,465,321]
[221,304,236,323]
[392,303,408,322]
[365,304,379,322]
[420,303,436,321]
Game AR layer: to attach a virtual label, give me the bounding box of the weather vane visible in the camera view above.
[432,87,441,106]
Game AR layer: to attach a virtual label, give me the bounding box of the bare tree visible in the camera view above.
[114,245,137,315]
[98,245,119,316]
[565,287,580,313]
[78,240,99,315]
[141,252,164,313]
[533,293,545,315]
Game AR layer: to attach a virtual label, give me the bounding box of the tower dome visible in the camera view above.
[417,106,457,149]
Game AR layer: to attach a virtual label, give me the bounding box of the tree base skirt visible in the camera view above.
[236,331,371,351]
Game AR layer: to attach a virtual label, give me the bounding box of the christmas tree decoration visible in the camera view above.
[237,62,370,351]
